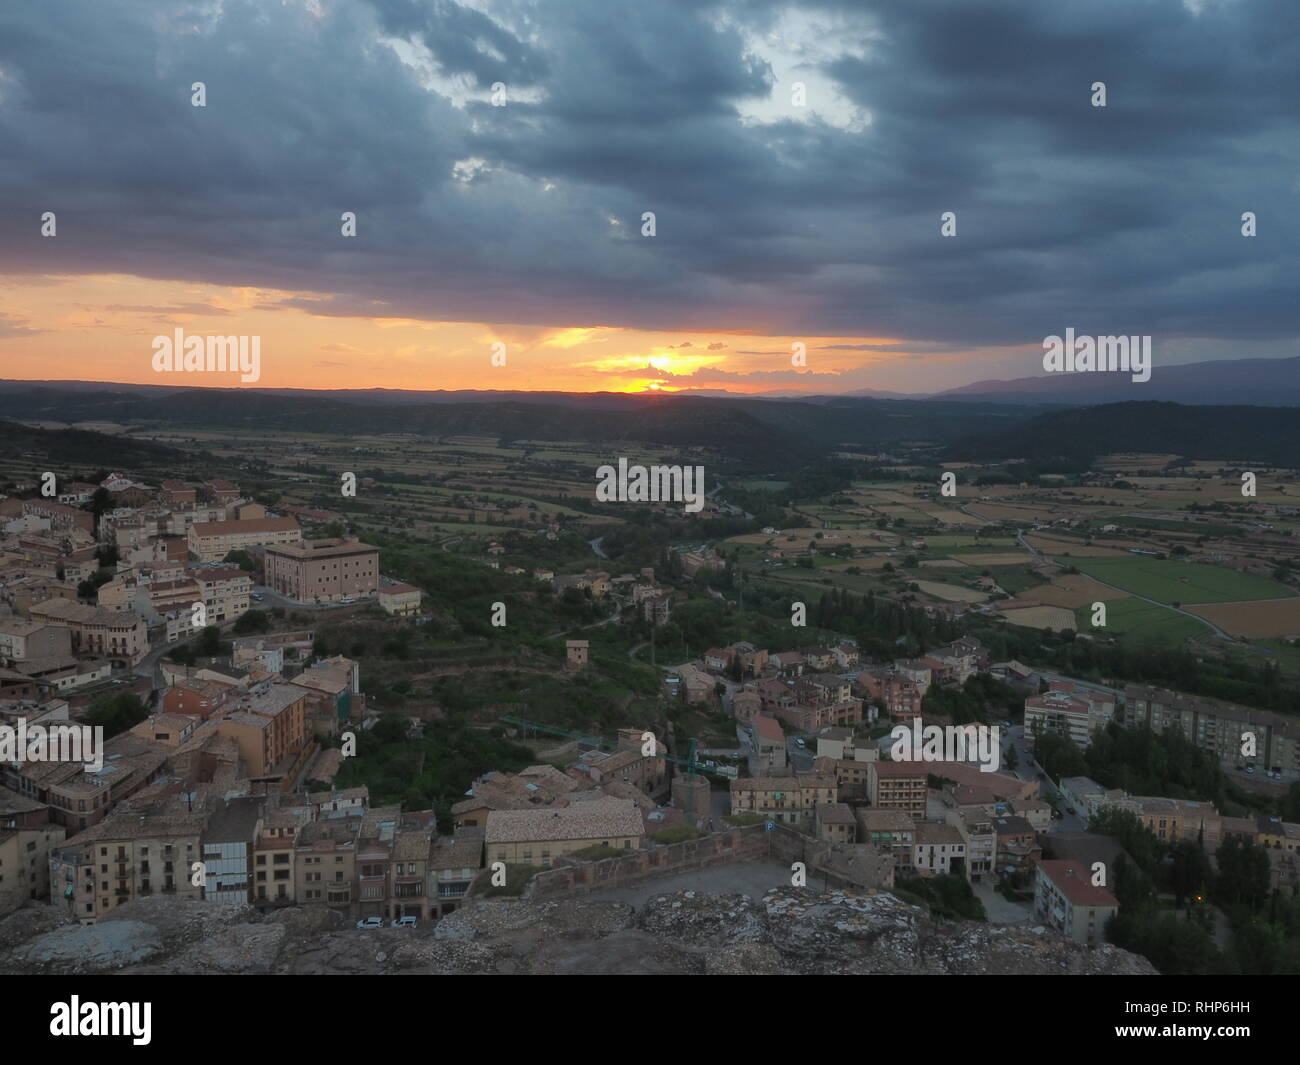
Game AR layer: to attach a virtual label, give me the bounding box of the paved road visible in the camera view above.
[545,600,622,639]
[974,879,1033,925]
[786,738,814,772]
[250,584,372,613]
[959,504,998,526]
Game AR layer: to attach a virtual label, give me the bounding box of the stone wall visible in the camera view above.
[525,825,769,900]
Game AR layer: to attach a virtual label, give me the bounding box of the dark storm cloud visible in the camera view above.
[0,0,1296,354]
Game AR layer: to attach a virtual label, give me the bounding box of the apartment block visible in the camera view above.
[191,566,253,622]
[855,808,916,872]
[856,668,922,722]
[993,815,1041,873]
[294,819,357,910]
[0,620,72,663]
[1124,684,1300,776]
[912,821,967,877]
[429,837,482,917]
[1099,794,1222,848]
[1032,858,1119,946]
[263,537,379,603]
[728,774,838,825]
[188,516,302,563]
[355,805,401,919]
[21,499,94,534]
[866,760,928,820]
[1024,682,1114,751]
[214,683,310,787]
[49,798,206,924]
[201,797,263,905]
[27,599,149,666]
[1,731,167,833]
[945,809,995,880]
[390,827,431,921]
[0,793,65,916]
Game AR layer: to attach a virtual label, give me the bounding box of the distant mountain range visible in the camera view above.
[0,384,1036,470]
[946,401,1300,469]
[3,354,1295,407]
[928,355,1300,407]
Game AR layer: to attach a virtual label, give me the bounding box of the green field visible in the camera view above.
[983,565,1043,595]
[1110,516,1243,538]
[1066,556,1296,605]
[1072,598,1211,648]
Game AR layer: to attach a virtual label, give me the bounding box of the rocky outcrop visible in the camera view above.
[0,888,1156,975]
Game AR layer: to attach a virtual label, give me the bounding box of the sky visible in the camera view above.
[0,0,1297,395]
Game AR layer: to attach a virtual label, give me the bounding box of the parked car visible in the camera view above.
[1246,766,1255,774]
[356,917,383,929]
[795,738,806,748]
[251,592,264,601]
[390,917,417,928]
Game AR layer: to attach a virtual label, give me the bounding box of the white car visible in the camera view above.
[355,916,383,929]
[390,916,417,928]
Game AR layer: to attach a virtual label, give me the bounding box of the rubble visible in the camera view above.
[0,888,1157,975]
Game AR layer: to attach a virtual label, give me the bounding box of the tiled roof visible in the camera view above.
[485,798,643,844]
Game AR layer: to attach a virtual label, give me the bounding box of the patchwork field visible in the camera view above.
[1184,599,1300,638]
[914,580,988,603]
[999,605,1078,631]
[926,509,984,525]
[1072,598,1212,647]
[966,503,1060,522]
[820,557,894,570]
[1027,535,1129,557]
[927,536,1018,549]
[1069,556,1298,606]
[955,552,1033,567]
[1023,574,1131,609]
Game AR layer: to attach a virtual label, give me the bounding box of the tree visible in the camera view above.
[84,693,148,738]
[1215,835,1271,911]
[223,549,259,572]
[1167,839,1212,907]
[232,609,271,635]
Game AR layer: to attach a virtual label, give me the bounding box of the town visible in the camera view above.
[1,457,1297,977]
